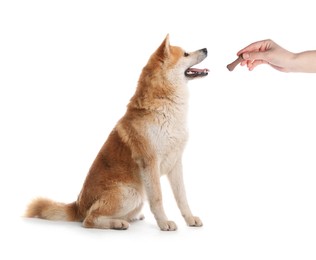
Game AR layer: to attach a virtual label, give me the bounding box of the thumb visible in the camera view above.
[242,51,267,61]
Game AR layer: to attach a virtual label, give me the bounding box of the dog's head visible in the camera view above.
[148,34,209,82]
[130,35,208,109]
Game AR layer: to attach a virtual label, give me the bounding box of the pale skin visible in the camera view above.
[237,39,316,73]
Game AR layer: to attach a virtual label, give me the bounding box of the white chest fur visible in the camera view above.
[146,87,189,175]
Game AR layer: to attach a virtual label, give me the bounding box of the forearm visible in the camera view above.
[291,51,316,73]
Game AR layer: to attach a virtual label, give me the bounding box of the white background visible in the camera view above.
[1,0,316,259]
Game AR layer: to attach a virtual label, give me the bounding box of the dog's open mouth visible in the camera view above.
[185,68,209,78]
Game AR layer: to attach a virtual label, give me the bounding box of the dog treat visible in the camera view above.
[227,55,243,71]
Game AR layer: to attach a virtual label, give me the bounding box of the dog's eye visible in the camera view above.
[184,52,189,57]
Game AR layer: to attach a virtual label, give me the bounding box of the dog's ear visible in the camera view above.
[155,34,170,62]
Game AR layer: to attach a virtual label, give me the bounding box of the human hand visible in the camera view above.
[236,39,295,72]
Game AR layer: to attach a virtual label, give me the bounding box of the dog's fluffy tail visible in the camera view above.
[25,198,81,222]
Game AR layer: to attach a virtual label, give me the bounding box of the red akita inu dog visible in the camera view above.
[25,34,209,231]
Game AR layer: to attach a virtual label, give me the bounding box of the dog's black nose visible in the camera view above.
[201,48,207,55]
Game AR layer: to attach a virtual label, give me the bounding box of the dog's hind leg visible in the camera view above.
[83,214,130,230]
[82,186,144,230]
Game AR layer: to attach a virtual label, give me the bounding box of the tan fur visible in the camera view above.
[25,34,208,231]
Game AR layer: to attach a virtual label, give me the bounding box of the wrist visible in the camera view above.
[291,51,316,73]
[287,52,301,72]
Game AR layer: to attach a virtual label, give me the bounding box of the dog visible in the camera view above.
[25,34,209,231]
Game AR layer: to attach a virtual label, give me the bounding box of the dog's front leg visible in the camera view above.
[167,159,203,227]
[139,158,177,231]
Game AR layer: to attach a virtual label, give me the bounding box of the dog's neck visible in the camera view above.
[128,76,189,111]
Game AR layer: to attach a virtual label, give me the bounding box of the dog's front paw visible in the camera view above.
[185,216,203,227]
[158,220,177,231]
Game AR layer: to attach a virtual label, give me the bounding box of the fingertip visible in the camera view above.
[237,48,246,56]
[241,53,250,59]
